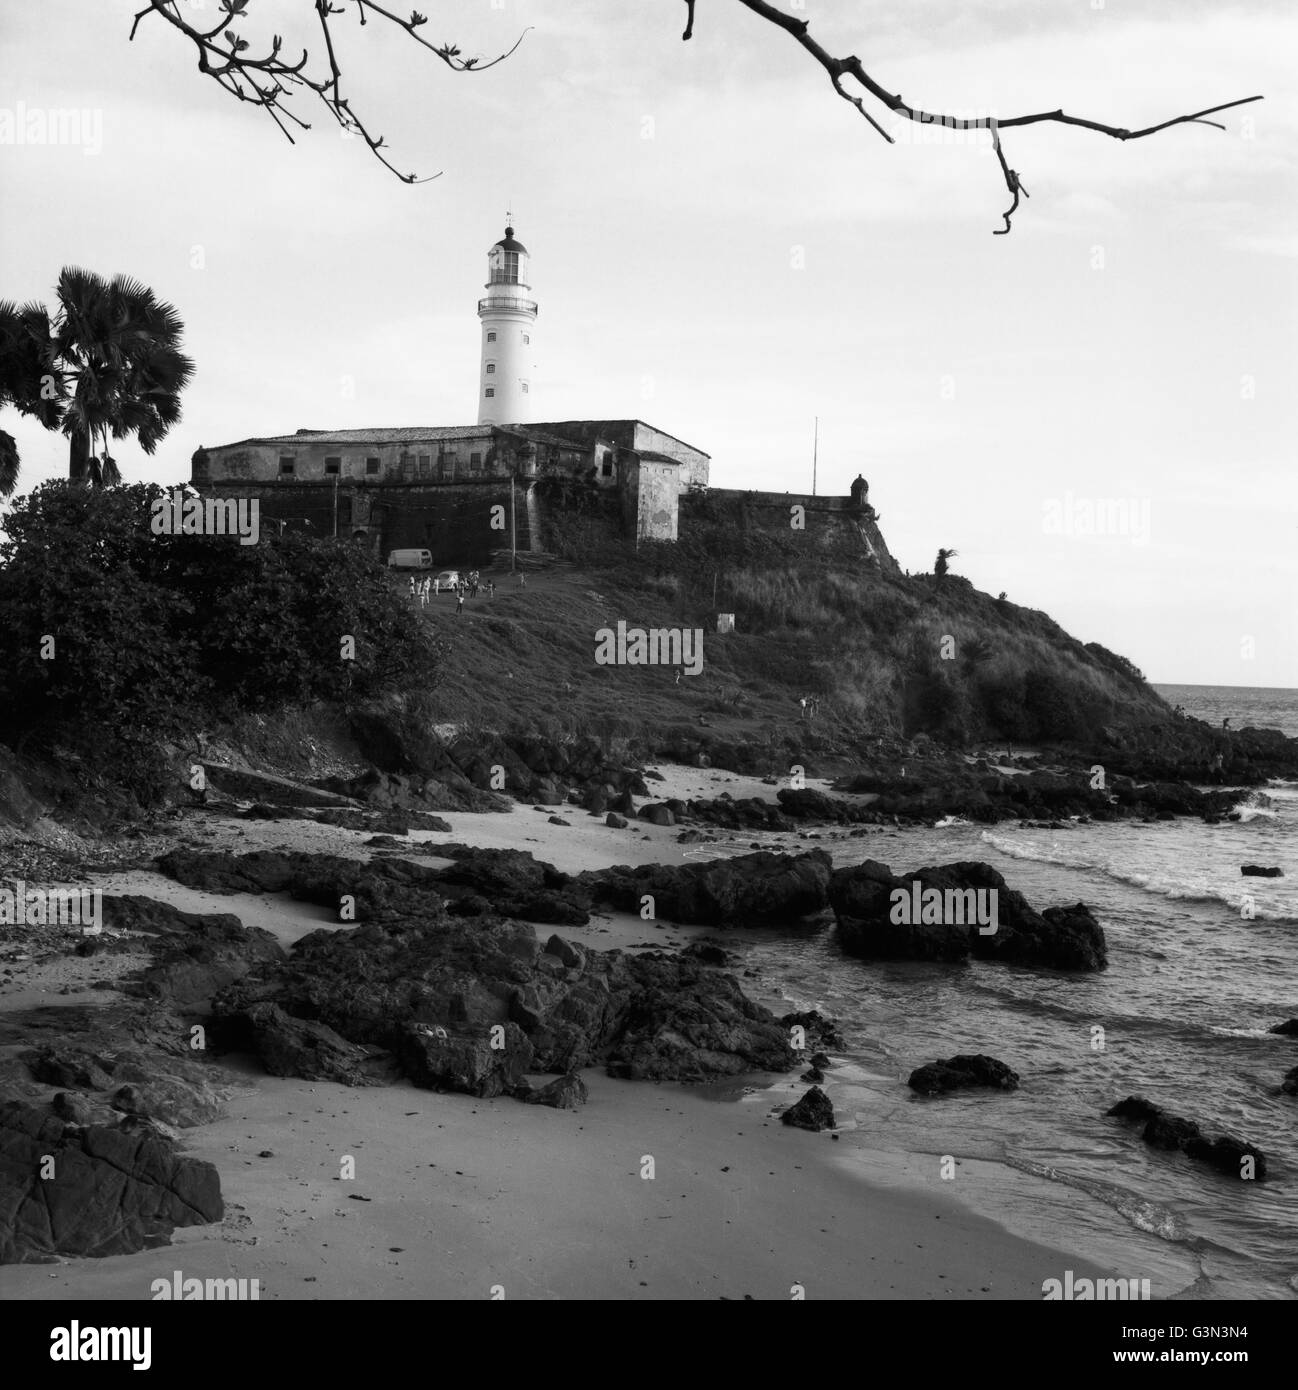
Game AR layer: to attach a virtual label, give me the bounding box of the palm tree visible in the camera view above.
[934,547,959,580]
[55,268,194,485]
[0,268,194,491]
[0,430,19,499]
[0,298,64,497]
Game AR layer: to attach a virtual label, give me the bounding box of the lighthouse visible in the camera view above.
[477,223,537,425]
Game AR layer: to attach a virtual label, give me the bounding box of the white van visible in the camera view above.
[387,549,433,570]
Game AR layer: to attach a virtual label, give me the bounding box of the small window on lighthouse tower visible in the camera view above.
[522,383,529,393]
[486,363,495,375]
[523,334,530,345]
[486,331,496,343]
[485,388,495,398]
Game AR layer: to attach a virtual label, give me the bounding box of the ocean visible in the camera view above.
[1154,684,1298,740]
[733,684,1298,1299]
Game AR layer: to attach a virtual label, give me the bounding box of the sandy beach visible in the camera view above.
[0,766,1113,1301]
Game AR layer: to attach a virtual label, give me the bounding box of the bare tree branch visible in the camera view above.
[130,0,529,182]
[726,0,1262,234]
[132,0,1262,231]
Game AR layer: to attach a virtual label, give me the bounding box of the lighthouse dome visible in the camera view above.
[493,226,528,254]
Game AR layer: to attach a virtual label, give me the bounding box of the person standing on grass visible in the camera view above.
[799,695,807,721]
[457,590,465,616]
[409,576,416,601]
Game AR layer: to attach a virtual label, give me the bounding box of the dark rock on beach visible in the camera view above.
[1240,865,1283,878]
[202,873,800,1094]
[240,1003,399,1087]
[908,1054,1020,1096]
[781,1086,835,1131]
[522,1072,588,1109]
[580,850,832,927]
[0,1100,223,1263]
[1269,1019,1298,1037]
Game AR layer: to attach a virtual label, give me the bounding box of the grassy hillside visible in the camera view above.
[413,507,1168,757]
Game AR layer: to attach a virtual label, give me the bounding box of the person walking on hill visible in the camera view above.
[799,695,808,721]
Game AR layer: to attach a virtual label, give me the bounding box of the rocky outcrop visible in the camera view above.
[580,850,832,927]
[157,844,592,928]
[241,1003,400,1086]
[1269,1020,1298,1037]
[829,859,1106,971]
[908,1054,1020,1095]
[210,900,798,1093]
[781,1086,835,1131]
[1106,1096,1268,1180]
[431,845,590,926]
[0,1100,224,1263]
[154,849,298,896]
[1241,865,1283,878]
[130,909,284,1009]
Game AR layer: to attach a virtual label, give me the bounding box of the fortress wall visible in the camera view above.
[192,480,540,569]
[685,488,899,573]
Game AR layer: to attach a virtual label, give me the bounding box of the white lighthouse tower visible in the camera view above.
[477,222,537,425]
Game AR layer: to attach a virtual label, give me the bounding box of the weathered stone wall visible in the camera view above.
[636,460,681,542]
[686,488,899,572]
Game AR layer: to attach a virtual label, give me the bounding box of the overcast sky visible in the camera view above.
[2,0,1295,686]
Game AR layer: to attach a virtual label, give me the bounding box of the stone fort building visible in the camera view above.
[192,223,894,572]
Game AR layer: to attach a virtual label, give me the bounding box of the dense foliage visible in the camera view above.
[0,482,444,789]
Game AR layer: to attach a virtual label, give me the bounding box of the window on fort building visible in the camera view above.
[486,331,496,343]
[279,457,295,475]
[417,454,431,478]
[485,363,495,375]
[365,457,380,475]
[470,452,482,467]
[325,457,341,475]
[485,387,495,398]
[601,458,614,478]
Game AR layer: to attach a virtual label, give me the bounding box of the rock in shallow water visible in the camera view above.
[1106,1095,1268,1180]
[829,859,1106,971]
[908,1054,1020,1096]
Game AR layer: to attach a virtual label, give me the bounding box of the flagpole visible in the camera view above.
[812,416,819,497]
